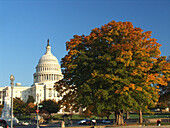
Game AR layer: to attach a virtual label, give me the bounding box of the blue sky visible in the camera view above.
[0,0,170,86]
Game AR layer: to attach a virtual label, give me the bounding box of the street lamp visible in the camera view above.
[10,74,15,128]
[36,93,39,128]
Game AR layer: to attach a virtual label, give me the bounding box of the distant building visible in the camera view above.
[0,85,30,104]
[167,56,170,62]
[0,40,64,113]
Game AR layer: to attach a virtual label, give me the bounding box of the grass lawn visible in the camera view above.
[52,112,170,120]
[126,113,170,119]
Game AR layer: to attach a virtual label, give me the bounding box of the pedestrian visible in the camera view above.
[157,119,161,126]
[69,119,73,126]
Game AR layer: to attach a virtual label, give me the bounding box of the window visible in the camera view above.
[49,89,52,97]
[54,90,56,97]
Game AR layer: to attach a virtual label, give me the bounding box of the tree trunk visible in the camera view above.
[120,112,124,125]
[160,109,162,113]
[126,111,129,119]
[115,110,124,125]
[139,110,143,124]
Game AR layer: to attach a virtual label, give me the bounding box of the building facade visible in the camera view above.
[167,56,170,63]
[0,40,63,112]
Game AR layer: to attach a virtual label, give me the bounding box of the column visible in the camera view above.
[40,75,42,81]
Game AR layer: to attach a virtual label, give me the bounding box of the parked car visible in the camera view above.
[91,119,96,124]
[0,119,17,128]
[102,119,111,124]
[78,119,96,125]
[21,121,29,125]
[0,119,8,128]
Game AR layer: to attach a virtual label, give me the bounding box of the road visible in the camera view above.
[15,124,170,128]
[109,125,170,128]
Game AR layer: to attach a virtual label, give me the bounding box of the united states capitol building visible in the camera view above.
[0,40,170,114]
[0,40,64,113]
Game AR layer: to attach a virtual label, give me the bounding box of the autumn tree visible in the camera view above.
[13,97,28,115]
[155,57,170,112]
[159,84,170,107]
[156,102,167,113]
[81,108,93,118]
[96,110,111,119]
[26,95,35,104]
[39,99,60,115]
[54,20,170,125]
[27,102,36,113]
[159,58,170,107]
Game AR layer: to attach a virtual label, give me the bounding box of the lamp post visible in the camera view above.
[36,93,39,128]
[10,74,15,128]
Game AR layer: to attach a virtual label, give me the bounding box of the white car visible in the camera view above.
[78,119,96,125]
[22,122,29,125]
[102,119,111,124]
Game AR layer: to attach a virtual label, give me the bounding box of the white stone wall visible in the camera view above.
[0,86,31,104]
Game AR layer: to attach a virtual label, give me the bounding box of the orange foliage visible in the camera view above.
[123,86,129,91]
[28,102,35,108]
[129,84,135,90]
[115,90,119,94]
[136,87,142,91]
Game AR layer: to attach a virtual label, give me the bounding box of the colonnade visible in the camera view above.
[34,74,61,83]
[36,66,59,72]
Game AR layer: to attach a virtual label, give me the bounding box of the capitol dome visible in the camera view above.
[33,40,63,84]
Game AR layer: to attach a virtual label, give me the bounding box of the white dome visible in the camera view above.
[38,50,59,65]
[33,40,63,84]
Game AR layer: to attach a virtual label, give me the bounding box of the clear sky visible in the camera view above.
[0,0,170,87]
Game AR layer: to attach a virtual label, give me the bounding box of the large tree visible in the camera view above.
[39,99,60,115]
[26,95,35,104]
[159,71,170,107]
[54,21,170,125]
[157,58,170,110]
[27,102,36,113]
[13,97,28,115]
